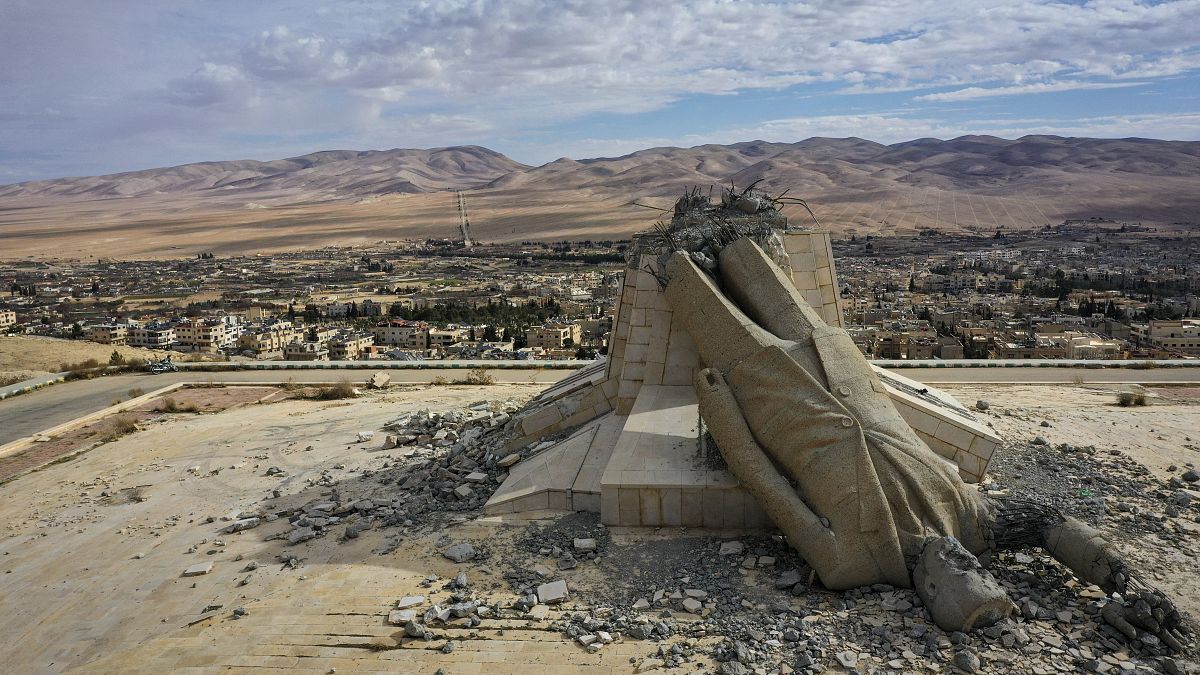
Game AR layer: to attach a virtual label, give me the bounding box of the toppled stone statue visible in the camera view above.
[661,234,1189,652]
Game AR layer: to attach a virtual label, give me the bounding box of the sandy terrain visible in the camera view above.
[940,383,1200,480]
[0,382,1196,673]
[0,335,195,383]
[3,136,1197,260]
[1,183,1192,261]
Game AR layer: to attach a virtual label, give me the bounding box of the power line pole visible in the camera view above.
[456,191,473,248]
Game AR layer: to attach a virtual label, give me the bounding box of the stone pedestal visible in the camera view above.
[485,230,1001,527]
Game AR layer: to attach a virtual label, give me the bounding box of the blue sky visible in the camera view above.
[2,0,1199,183]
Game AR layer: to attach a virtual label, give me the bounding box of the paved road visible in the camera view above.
[889,367,1200,385]
[0,368,574,448]
[2,366,1197,449]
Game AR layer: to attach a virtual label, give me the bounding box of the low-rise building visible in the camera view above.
[372,320,430,350]
[236,322,299,357]
[87,324,128,345]
[428,327,469,349]
[128,323,176,349]
[175,317,238,353]
[1144,319,1200,354]
[283,341,329,361]
[0,309,17,329]
[525,323,581,349]
[328,332,374,360]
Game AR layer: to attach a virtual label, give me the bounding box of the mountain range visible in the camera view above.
[1,136,1197,259]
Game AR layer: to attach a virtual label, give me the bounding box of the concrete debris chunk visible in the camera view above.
[718,541,745,556]
[369,372,390,389]
[498,453,522,468]
[402,620,427,639]
[443,542,476,563]
[536,579,569,604]
[287,527,315,545]
[388,609,415,625]
[182,562,213,577]
[573,538,597,552]
[526,604,549,620]
[222,517,260,534]
[396,595,425,609]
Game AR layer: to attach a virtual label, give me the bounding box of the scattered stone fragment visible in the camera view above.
[953,650,981,673]
[975,400,990,411]
[182,562,213,577]
[222,517,260,534]
[498,453,522,468]
[527,604,549,620]
[396,595,425,609]
[443,543,476,563]
[573,538,597,553]
[536,580,569,604]
[636,658,665,672]
[835,651,858,668]
[287,527,315,545]
[718,541,745,556]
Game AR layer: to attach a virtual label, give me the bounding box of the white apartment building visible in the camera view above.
[127,323,176,349]
[428,327,469,349]
[87,324,128,346]
[1145,319,1200,354]
[0,309,16,329]
[525,323,582,350]
[372,321,430,350]
[175,317,238,352]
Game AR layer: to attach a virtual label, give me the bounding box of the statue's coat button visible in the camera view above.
[838,386,852,396]
[840,416,854,428]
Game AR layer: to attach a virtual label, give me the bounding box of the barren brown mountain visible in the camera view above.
[1,136,1197,259]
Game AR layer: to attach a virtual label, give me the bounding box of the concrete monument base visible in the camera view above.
[485,229,1001,526]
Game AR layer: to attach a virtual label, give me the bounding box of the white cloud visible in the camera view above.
[916,80,1149,102]
[4,0,1200,180]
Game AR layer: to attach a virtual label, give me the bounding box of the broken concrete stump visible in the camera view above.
[913,537,1013,632]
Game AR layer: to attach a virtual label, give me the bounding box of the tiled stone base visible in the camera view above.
[598,385,770,529]
[484,414,622,515]
[875,367,1001,483]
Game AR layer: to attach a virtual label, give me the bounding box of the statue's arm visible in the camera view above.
[992,499,1188,652]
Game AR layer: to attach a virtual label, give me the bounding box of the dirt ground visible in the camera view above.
[0,335,191,382]
[0,385,282,483]
[0,382,1196,673]
[940,383,1200,480]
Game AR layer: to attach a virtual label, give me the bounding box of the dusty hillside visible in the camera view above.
[1,136,1197,259]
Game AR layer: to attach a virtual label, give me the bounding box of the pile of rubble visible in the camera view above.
[206,398,574,548]
[191,392,1197,673]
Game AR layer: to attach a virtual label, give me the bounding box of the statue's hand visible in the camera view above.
[1102,586,1188,652]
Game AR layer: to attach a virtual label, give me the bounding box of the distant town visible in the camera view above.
[1,220,1197,364]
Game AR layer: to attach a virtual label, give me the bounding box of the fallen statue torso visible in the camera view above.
[660,236,1188,653]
